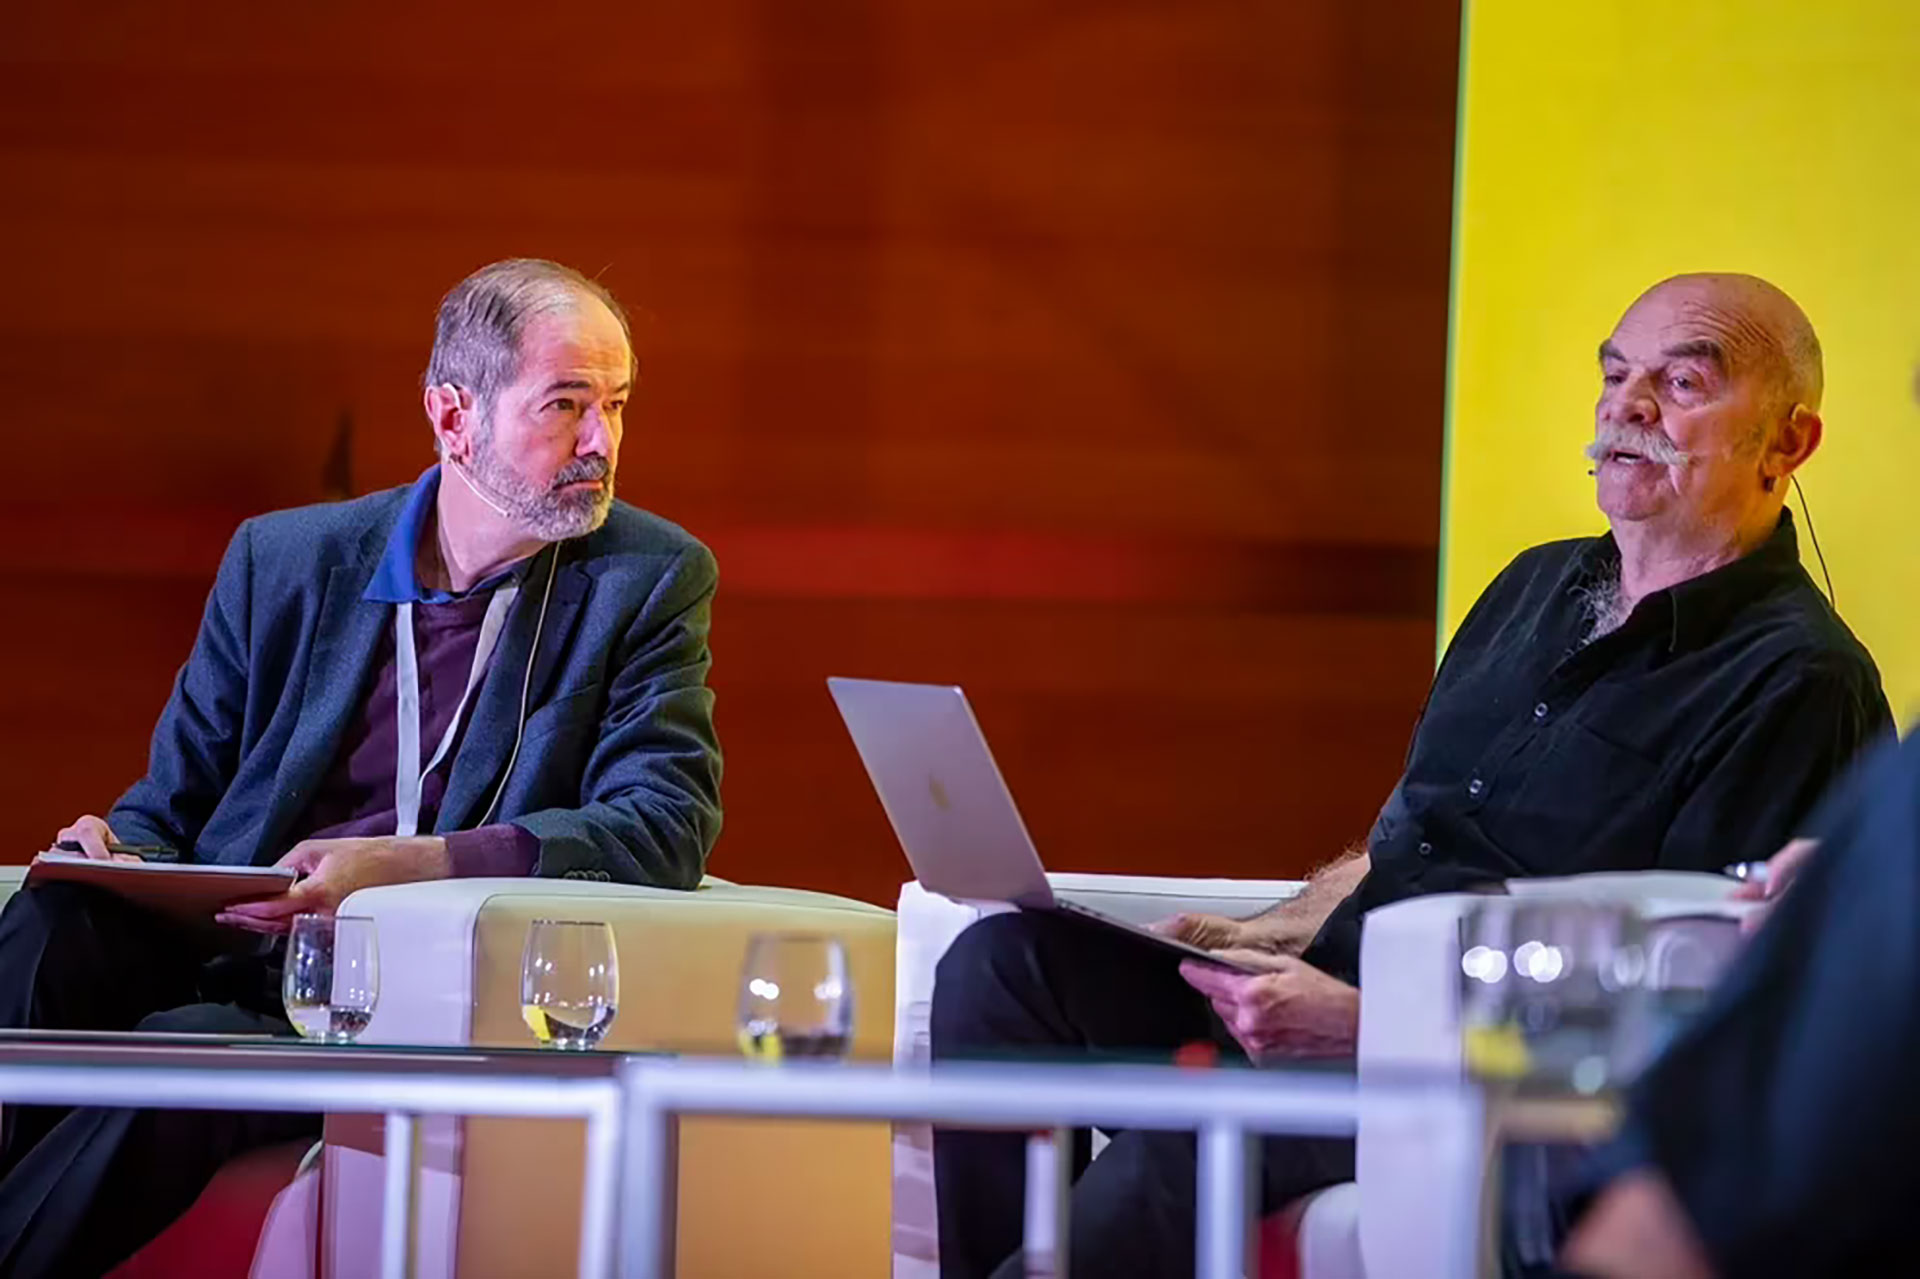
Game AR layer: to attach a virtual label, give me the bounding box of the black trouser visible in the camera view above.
[0,882,321,1279]
[929,910,1355,1279]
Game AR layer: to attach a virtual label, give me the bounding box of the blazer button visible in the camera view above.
[1467,777,1485,798]
[1533,702,1549,721]
[1418,841,1434,858]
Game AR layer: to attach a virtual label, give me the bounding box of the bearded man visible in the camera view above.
[0,258,721,1276]
[930,272,1891,1279]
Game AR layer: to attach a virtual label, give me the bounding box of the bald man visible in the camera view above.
[929,273,1892,1279]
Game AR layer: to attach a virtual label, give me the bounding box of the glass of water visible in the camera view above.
[521,920,619,1050]
[738,933,853,1063]
[1459,898,1646,1091]
[283,914,379,1044]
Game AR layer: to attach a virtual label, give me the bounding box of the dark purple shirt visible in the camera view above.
[296,592,538,877]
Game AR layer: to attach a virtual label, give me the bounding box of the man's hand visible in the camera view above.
[216,837,453,934]
[1153,912,1307,957]
[1178,953,1360,1061]
[46,815,142,862]
[1155,912,1260,951]
[1731,837,1819,933]
[1561,1168,1717,1279]
[1153,850,1367,958]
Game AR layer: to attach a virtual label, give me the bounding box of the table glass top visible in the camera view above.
[0,1027,646,1075]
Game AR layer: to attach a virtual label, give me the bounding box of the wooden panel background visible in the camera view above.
[0,1,1460,907]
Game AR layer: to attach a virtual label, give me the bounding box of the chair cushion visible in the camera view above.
[1258,1183,1362,1279]
[106,1139,311,1279]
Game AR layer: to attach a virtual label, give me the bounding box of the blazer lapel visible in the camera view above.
[437,542,593,831]
[260,561,390,856]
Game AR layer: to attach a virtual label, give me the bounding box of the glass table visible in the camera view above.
[0,1034,1625,1278]
[0,1030,628,1279]
[612,1055,1622,1279]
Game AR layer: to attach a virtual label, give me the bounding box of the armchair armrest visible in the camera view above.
[1353,873,1747,1279]
[345,876,894,1052]
[331,876,897,1279]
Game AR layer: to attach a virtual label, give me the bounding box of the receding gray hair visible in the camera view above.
[1778,318,1824,413]
[423,258,631,413]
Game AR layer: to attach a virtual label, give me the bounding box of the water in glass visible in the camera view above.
[522,920,619,1050]
[283,914,379,1044]
[738,932,853,1063]
[1459,898,1646,1091]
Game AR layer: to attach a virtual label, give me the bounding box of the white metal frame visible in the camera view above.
[0,1059,623,1279]
[617,1058,1499,1279]
[0,1047,1616,1279]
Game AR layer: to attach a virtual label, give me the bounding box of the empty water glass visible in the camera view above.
[522,920,620,1050]
[738,933,853,1063]
[283,914,379,1044]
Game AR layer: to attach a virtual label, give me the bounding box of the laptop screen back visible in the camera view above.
[826,677,1054,907]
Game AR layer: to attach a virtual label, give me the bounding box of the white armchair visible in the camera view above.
[326,875,899,1279]
[894,870,1746,1279]
[891,874,1334,1279]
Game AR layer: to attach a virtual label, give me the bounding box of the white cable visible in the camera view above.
[450,457,513,519]
[480,541,560,827]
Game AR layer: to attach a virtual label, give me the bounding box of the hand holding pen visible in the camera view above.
[45,815,177,863]
[1724,837,1820,931]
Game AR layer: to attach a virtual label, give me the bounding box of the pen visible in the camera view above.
[53,840,180,863]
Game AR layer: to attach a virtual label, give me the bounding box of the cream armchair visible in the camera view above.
[328,875,899,1279]
[895,870,1746,1279]
[0,865,899,1277]
[888,874,1351,1279]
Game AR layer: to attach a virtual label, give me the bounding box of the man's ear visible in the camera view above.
[423,383,475,461]
[1766,403,1823,485]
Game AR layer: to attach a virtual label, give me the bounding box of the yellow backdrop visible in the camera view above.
[1443,0,1920,723]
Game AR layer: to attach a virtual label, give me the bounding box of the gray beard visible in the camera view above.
[468,432,614,542]
[1576,565,1630,645]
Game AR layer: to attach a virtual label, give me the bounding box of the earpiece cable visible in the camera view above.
[1791,476,1836,607]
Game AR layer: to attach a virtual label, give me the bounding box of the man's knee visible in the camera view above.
[0,885,128,1010]
[931,911,1072,1058]
[0,883,121,950]
[135,1004,263,1036]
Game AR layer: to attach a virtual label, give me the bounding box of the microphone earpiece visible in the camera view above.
[449,454,513,519]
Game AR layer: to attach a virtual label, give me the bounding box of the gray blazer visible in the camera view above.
[108,484,723,886]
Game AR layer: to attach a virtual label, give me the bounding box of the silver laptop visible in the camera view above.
[827,676,1256,972]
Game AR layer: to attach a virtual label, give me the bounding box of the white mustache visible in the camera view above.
[1584,425,1694,468]
[552,457,611,489]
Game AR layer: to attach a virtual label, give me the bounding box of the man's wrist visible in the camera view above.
[1249,912,1313,954]
[442,825,539,879]
[398,835,453,880]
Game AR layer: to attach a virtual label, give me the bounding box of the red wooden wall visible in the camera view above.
[0,1,1460,907]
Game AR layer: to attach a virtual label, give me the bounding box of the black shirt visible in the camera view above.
[1302,510,1891,985]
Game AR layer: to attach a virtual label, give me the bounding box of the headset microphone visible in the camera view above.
[450,455,514,520]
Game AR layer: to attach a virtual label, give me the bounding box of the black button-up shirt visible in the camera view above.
[1303,511,1891,985]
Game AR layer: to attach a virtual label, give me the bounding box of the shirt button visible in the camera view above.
[1533,702,1549,721]
[1418,841,1434,857]
[1467,777,1485,798]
